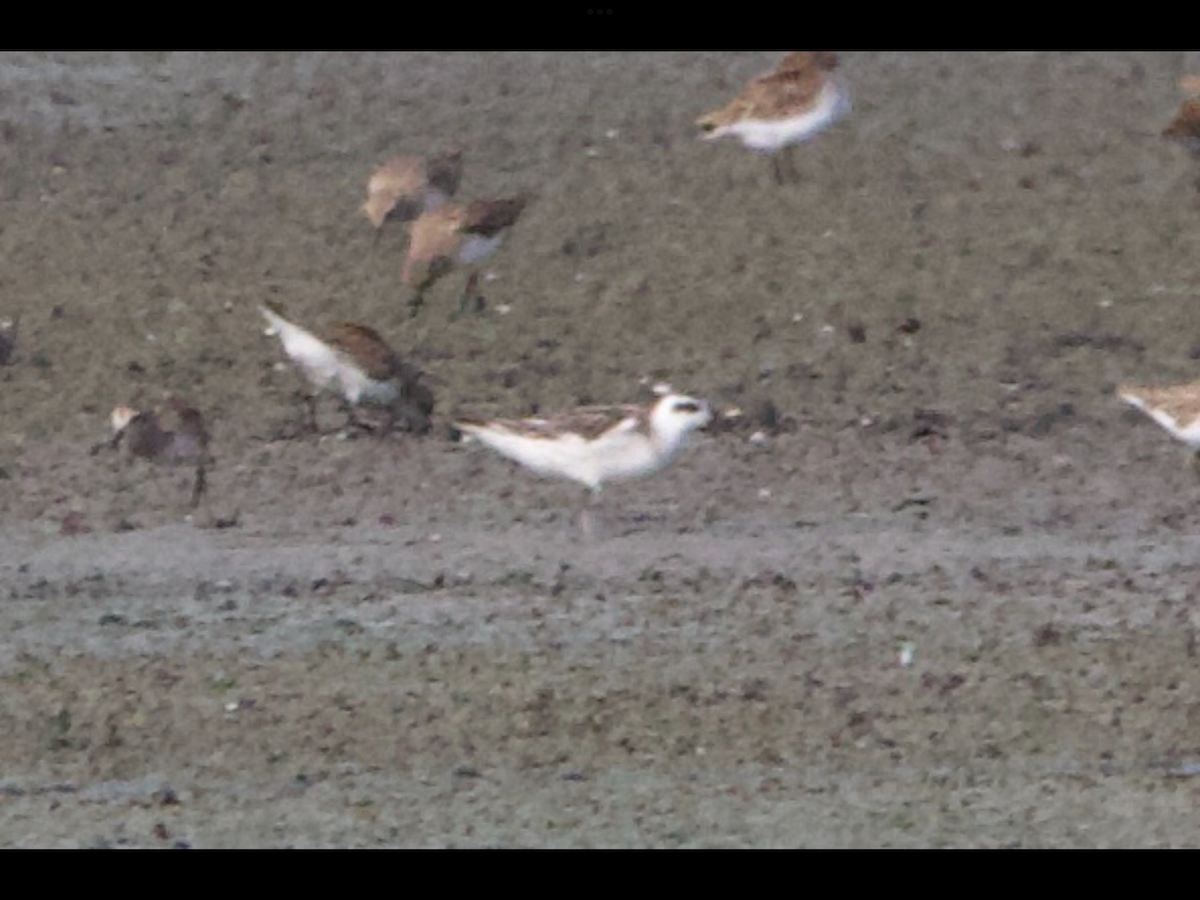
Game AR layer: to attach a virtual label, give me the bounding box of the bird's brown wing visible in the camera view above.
[699,52,833,129]
[774,51,837,76]
[1164,97,1200,143]
[742,62,827,119]
[460,196,529,237]
[464,404,645,441]
[326,322,401,382]
[123,412,172,460]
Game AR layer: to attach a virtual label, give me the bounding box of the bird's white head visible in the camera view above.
[650,392,713,449]
[110,405,139,434]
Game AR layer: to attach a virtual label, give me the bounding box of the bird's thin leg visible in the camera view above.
[91,428,125,456]
[382,403,398,437]
[579,487,602,539]
[460,272,484,315]
[339,399,374,436]
[773,146,800,185]
[190,460,208,509]
[785,145,801,183]
[408,289,426,319]
[303,394,320,435]
[109,452,133,499]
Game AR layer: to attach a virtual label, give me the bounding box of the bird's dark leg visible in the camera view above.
[408,289,426,319]
[91,428,126,457]
[459,272,485,315]
[190,460,207,508]
[773,147,800,185]
[339,400,375,436]
[303,394,321,435]
[385,398,427,438]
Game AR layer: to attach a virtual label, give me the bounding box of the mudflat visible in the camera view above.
[2,51,1200,847]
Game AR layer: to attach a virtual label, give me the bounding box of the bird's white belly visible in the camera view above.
[477,429,672,490]
[731,81,849,151]
[283,332,342,392]
[457,234,503,266]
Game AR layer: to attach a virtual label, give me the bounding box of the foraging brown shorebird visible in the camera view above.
[401,195,530,314]
[1163,79,1200,157]
[1118,379,1200,471]
[100,398,212,508]
[260,301,434,436]
[697,51,851,184]
[454,391,713,535]
[361,149,464,229]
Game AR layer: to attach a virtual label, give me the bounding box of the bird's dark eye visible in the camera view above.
[674,401,700,414]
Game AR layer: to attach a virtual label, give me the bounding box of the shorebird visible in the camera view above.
[1164,88,1200,156]
[454,391,713,534]
[362,149,464,230]
[260,301,434,436]
[0,315,17,366]
[697,51,850,184]
[100,398,211,507]
[401,195,530,314]
[1118,379,1200,472]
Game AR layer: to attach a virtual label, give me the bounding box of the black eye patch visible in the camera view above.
[674,401,700,414]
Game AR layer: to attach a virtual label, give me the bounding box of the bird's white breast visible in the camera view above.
[280,328,343,391]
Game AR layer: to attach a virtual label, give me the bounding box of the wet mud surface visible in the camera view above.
[2,52,1200,846]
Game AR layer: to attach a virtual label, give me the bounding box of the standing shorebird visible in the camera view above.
[260,301,434,436]
[454,391,713,535]
[1164,96,1200,153]
[401,195,530,314]
[361,149,464,230]
[697,51,850,184]
[1164,75,1200,161]
[0,315,18,366]
[1164,77,1200,195]
[100,398,212,508]
[1118,379,1200,472]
